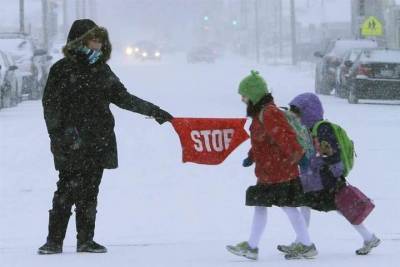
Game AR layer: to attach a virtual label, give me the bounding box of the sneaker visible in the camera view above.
[277,242,299,253]
[284,243,318,260]
[37,242,62,255]
[226,241,258,260]
[356,235,381,255]
[77,240,107,253]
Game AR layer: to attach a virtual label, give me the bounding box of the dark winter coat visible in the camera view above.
[43,20,169,170]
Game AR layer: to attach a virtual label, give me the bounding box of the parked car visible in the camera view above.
[0,50,19,108]
[345,48,400,104]
[187,46,217,63]
[335,48,363,98]
[5,51,25,103]
[0,33,49,100]
[314,39,378,95]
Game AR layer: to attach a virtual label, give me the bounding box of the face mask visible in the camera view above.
[78,46,103,64]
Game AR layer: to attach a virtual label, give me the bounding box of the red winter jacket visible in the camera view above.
[248,102,304,185]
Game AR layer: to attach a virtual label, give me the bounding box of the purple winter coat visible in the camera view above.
[290,93,345,191]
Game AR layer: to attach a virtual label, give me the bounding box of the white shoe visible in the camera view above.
[284,243,318,260]
[356,235,381,255]
[277,242,299,253]
[226,241,258,260]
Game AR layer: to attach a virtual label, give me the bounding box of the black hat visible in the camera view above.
[67,19,98,43]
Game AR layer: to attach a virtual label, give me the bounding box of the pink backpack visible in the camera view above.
[335,184,375,225]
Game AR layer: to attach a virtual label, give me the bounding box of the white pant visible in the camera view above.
[248,206,312,249]
[297,206,374,242]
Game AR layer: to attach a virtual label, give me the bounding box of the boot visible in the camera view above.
[226,241,258,260]
[76,206,97,245]
[77,240,107,253]
[38,210,71,255]
[356,234,381,255]
[38,241,62,255]
[284,243,318,260]
[76,204,107,253]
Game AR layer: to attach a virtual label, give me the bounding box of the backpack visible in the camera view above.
[258,107,315,159]
[283,110,315,159]
[311,121,355,177]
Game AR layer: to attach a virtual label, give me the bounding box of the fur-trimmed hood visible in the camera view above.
[63,19,112,63]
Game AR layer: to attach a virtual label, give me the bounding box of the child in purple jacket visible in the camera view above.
[278,92,380,256]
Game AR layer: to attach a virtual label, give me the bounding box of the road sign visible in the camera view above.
[361,16,383,36]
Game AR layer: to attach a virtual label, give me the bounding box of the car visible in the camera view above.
[314,39,378,95]
[125,41,161,61]
[0,33,49,100]
[0,50,19,108]
[335,48,363,98]
[187,46,217,63]
[124,44,140,58]
[345,48,400,104]
[3,51,23,103]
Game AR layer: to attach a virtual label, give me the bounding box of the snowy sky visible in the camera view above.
[0,0,352,32]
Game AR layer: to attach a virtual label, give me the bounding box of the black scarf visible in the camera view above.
[246,93,274,117]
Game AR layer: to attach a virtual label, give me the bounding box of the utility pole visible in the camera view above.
[76,0,80,19]
[290,0,297,65]
[82,0,87,18]
[63,0,68,38]
[240,0,248,56]
[19,0,25,33]
[255,0,260,63]
[88,0,97,20]
[42,0,49,52]
[278,0,283,58]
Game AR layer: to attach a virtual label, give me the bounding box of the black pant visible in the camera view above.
[46,167,103,245]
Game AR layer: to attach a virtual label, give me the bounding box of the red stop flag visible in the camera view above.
[171,118,249,165]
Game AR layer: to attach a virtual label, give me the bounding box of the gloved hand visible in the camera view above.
[329,162,344,178]
[64,127,81,150]
[242,156,254,167]
[152,108,173,125]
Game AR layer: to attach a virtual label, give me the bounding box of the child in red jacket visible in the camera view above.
[226,71,317,260]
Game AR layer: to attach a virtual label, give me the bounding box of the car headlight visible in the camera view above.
[155,52,161,57]
[142,52,148,57]
[125,47,134,55]
[134,47,139,52]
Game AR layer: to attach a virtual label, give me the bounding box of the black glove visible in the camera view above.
[242,156,254,167]
[152,108,173,125]
[63,127,81,150]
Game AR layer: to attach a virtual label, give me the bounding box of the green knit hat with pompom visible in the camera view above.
[238,70,268,104]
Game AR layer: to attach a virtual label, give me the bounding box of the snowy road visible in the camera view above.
[1,54,399,267]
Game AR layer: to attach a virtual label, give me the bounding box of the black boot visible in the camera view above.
[75,167,105,253]
[38,210,71,255]
[38,241,63,255]
[76,206,106,253]
[77,240,107,253]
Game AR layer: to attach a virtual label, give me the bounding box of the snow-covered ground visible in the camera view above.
[1,53,399,267]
